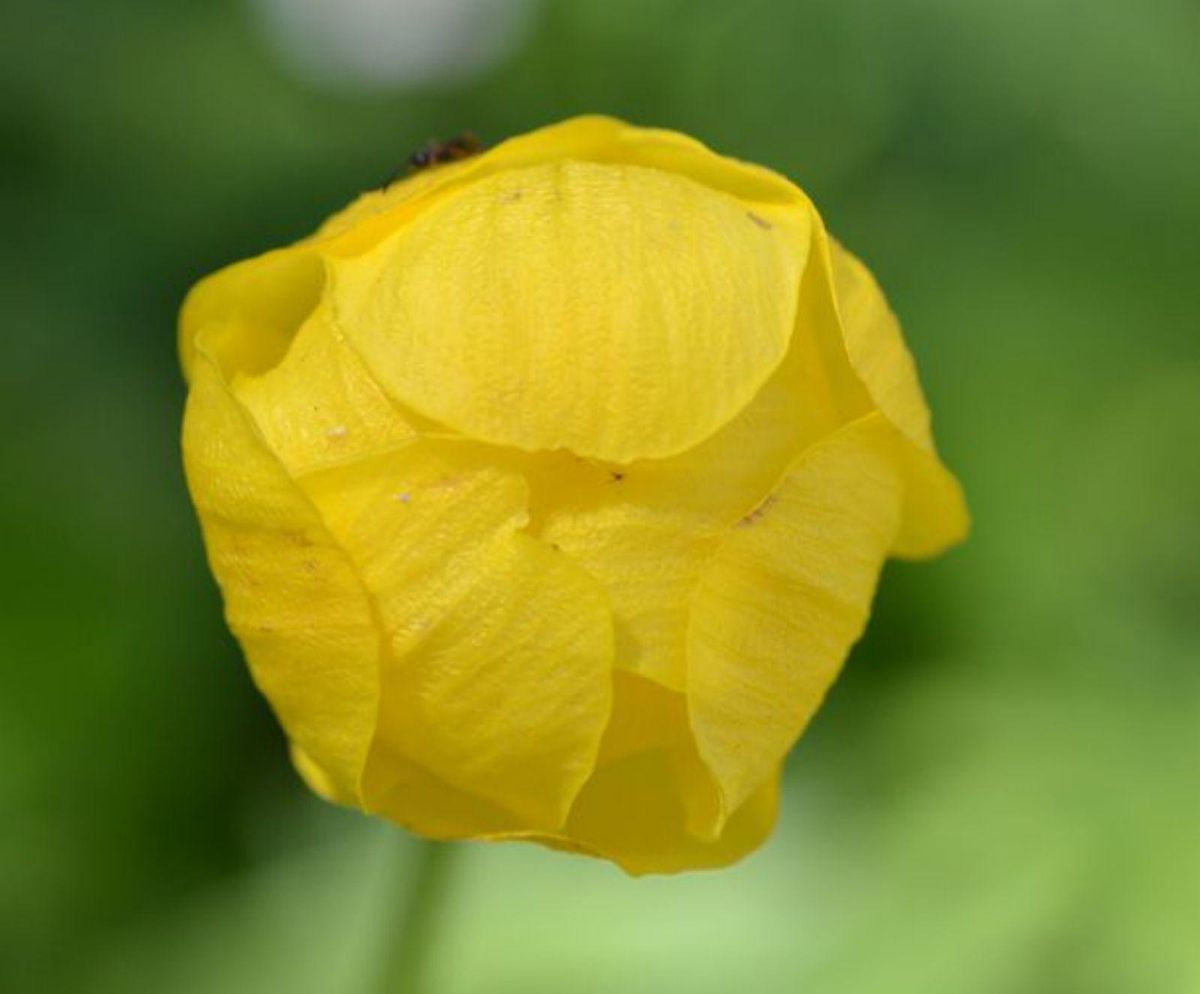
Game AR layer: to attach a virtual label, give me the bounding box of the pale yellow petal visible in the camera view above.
[331,158,810,463]
[687,413,904,824]
[181,344,378,802]
[299,447,614,830]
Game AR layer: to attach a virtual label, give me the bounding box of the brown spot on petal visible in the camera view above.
[737,494,777,527]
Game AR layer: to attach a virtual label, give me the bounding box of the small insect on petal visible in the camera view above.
[379,131,487,189]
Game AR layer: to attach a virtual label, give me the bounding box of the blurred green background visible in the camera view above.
[2,0,1197,991]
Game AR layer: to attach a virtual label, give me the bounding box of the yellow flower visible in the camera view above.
[179,116,967,874]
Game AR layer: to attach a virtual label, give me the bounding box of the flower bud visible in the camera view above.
[180,116,967,873]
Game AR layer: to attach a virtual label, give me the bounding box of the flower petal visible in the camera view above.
[316,115,807,255]
[485,669,779,874]
[226,309,616,831]
[551,748,779,875]
[232,300,418,477]
[331,157,809,463]
[890,444,971,560]
[831,242,936,452]
[298,447,613,831]
[686,413,905,824]
[523,325,836,689]
[178,247,324,384]
[826,239,970,557]
[181,344,379,802]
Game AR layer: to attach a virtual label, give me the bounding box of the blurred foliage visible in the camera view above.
[1,0,1197,991]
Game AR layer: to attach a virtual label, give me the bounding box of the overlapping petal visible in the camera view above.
[182,343,379,803]
[232,300,417,477]
[226,301,614,831]
[483,671,779,874]
[686,413,905,825]
[330,158,808,463]
[520,323,837,690]
[178,247,324,385]
[300,450,613,829]
[823,238,970,558]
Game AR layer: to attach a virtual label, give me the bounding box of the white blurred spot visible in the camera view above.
[250,0,540,91]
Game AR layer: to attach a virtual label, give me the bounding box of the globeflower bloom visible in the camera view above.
[180,116,967,873]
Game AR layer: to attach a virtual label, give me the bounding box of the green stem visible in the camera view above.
[374,838,456,994]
